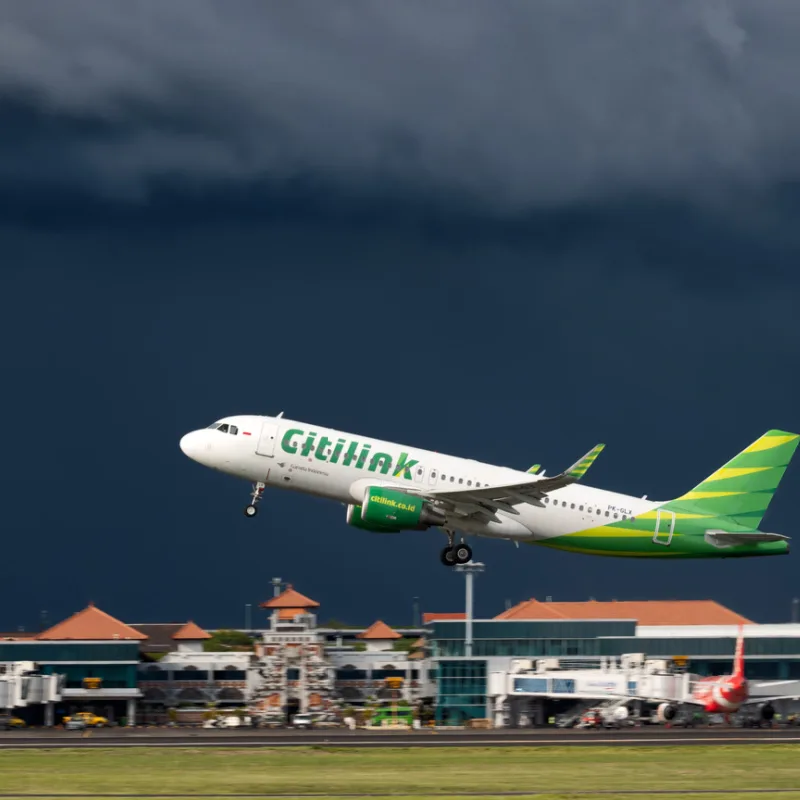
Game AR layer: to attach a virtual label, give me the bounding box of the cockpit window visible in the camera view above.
[206,421,238,434]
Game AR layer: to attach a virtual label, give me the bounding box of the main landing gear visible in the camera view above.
[244,481,266,518]
[440,529,473,567]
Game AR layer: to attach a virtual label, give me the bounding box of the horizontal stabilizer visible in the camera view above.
[705,530,790,548]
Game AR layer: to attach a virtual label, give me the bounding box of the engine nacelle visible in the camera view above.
[760,703,775,721]
[612,705,629,721]
[656,702,677,723]
[346,504,402,533]
[360,486,446,530]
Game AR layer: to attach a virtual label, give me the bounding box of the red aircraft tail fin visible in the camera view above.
[733,623,745,679]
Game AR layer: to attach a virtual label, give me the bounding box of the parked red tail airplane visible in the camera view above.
[688,625,749,713]
[657,625,778,723]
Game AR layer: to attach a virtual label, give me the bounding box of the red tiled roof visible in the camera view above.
[495,599,752,626]
[172,621,211,641]
[494,600,566,620]
[37,603,148,641]
[422,612,466,624]
[277,608,312,621]
[357,620,401,640]
[261,585,319,609]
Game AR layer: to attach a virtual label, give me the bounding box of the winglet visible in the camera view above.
[565,444,605,481]
[526,464,541,474]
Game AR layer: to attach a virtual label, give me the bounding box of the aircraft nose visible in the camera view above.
[179,431,206,461]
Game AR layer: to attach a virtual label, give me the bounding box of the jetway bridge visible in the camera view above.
[488,654,698,728]
[490,654,695,703]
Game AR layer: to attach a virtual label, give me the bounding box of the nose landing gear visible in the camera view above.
[244,481,266,517]
[440,529,473,566]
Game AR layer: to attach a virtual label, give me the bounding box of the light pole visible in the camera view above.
[454,561,485,657]
[245,603,252,632]
[272,577,283,597]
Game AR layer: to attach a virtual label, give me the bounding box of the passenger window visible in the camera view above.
[579,505,584,511]
[458,478,463,484]
[229,425,238,435]
[467,480,472,486]
[417,468,423,476]
[218,423,229,433]
[622,514,627,520]
[613,513,618,519]
[570,503,575,510]
[441,475,446,481]
[544,498,549,504]
[605,511,610,517]
[450,476,455,482]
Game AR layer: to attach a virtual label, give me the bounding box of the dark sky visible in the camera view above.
[2,1,800,631]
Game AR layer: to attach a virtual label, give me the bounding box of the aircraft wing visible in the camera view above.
[421,443,605,519]
[739,681,800,705]
[739,696,797,706]
[705,530,790,548]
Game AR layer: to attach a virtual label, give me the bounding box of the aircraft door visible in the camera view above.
[414,465,425,484]
[652,509,675,546]
[256,420,279,457]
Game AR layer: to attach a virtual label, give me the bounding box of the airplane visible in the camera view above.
[178,414,798,566]
[653,626,786,725]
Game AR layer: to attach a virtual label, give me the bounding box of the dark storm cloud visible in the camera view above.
[2,0,800,631]
[2,0,800,208]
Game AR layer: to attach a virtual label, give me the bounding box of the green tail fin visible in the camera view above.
[666,430,800,527]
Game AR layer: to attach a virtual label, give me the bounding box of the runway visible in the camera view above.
[2,726,800,749]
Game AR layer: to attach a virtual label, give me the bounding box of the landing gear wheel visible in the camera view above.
[244,481,266,518]
[453,543,472,564]
[440,547,457,567]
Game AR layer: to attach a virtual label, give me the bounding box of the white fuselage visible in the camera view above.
[179,414,659,542]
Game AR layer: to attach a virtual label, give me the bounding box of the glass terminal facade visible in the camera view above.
[428,620,800,722]
[0,643,140,689]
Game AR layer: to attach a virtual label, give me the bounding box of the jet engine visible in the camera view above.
[656,702,677,723]
[760,703,775,722]
[345,504,402,533]
[611,705,629,722]
[346,487,446,532]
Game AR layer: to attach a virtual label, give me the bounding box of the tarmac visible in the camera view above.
[2,725,800,748]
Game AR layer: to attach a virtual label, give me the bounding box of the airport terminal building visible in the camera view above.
[0,604,143,725]
[424,599,800,724]
[3,591,800,727]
